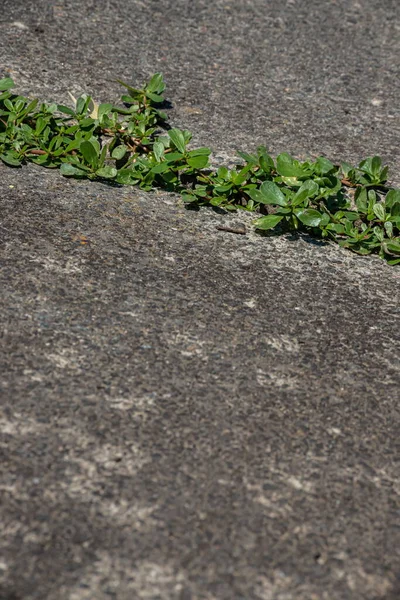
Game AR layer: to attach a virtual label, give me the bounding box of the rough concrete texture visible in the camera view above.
[0,1,399,599]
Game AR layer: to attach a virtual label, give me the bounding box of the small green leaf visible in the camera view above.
[96,166,117,179]
[319,213,331,228]
[214,183,233,193]
[295,209,324,227]
[112,145,127,160]
[257,181,288,206]
[315,156,335,175]
[76,95,91,116]
[355,187,368,213]
[146,73,165,94]
[372,203,385,222]
[60,163,87,178]
[371,155,382,175]
[188,147,211,157]
[168,128,186,154]
[276,153,307,177]
[187,154,209,169]
[237,150,258,165]
[384,221,393,238]
[116,169,139,185]
[98,103,113,121]
[383,239,400,256]
[326,223,345,234]
[187,147,211,169]
[0,77,15,91]
[258,146,275,172]
[57,104,76,116]
[210,197,225,206]
[146,92,164,104]
[4,99,14,112]
[341,162,354,178]
[292,180,319,205]
[165,152,184,164]
[181,193,198,204]
[373,226,384,242]
[0,152,21,166]
[254,215,284,230]
[342,211,360,222]
[153,141,164,162]
[385,189,400,209]
[151,162,170,173]
[80,140,98,168]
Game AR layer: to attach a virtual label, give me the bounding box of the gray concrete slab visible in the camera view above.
[0,1,399,599]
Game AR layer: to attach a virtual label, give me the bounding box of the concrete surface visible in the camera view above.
[0,1,399,599]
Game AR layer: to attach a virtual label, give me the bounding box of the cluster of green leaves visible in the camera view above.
[1,74,400,264]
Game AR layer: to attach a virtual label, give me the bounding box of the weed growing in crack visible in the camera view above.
[1,74,400,264]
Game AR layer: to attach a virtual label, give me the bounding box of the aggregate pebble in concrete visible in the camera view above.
[0,1,400,599]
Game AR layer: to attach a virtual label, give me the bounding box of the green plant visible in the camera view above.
[1,74,399,264]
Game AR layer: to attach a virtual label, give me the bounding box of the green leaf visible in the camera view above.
[98,143,108,168]
[342,211,360,222]
[210,196,225,206]
[98,103,113,121]
[385,189,400,209]
[276,153,307,177]
[4,98,14,112]
[372,203,385,222]
[187,154,209,169]
[355,187,368,213]
[292,180,319,205]
[295,209,324,227]
[57,104,76,116]
[373,226,384,242]
[253,214,284,230]
[371,155,382,175]
[217,166,230,180]
[80,140,98,168]
[326,223,345,235]
[116,80,141,98]
[188,147,211,157]
[151,162,170,173]
[146,73,165,94]
[120,94,138,105]
[315,156,335,175]
[383,239,400,256]
[146,92,164,104]
[116,168,139,185]
[384,221,393,238]
[112,145,127,160]
[181,193,198,204]
[341,162,354,178]
[319,213,331,228]
[165,152,184,164]
[60,163,87,178]
[237,150,258,165]
[168,128,186,154]
[0,152,21,166]
[254,181,288,206]
[96,166,117,179]
[258,146,275,172]
[186,148,211,169]
[214,183,233,193]
[153,141,164,162]
[0,77,15,91]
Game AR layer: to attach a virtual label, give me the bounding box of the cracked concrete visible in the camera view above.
[0,1,400,599]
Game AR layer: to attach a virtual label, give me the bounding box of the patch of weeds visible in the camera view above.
[1,74,400,264]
